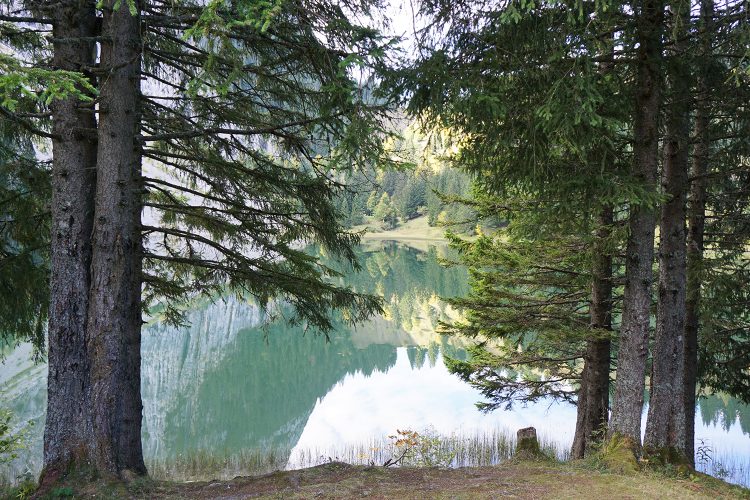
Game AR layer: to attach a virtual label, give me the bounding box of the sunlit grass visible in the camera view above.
[289,427,567,470]
[146,426,569,482]
[147,447,286,481]
[144,427,749,488]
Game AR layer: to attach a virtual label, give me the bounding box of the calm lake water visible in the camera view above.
[1,242,749,486]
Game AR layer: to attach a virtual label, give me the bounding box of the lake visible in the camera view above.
[1,242,749,486]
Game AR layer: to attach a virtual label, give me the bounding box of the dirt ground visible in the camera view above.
[102,461,750,500]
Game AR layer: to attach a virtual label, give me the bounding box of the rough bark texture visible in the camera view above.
[684,0,713,468]
[42,0,98,478]
[516,427,542,459]
[608,0,663,451]
[86,0,146,476]
[644,0,691,460]
[571,207,613,459]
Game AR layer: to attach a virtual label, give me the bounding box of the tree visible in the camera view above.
[683,0,714,466]
[84,0,145,473]
[643,0,690,458]
[42,0,100,474]
[687,0,750,462]
[1,0,394,481]
[395,176,426,220]
[0,112,49,354]
[374,192,398,228]
[394,0,633,458]
[442,202,619,412]
[607,0,664,453]
[403,0,750,465]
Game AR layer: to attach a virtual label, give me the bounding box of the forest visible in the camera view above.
[0,0,749,496]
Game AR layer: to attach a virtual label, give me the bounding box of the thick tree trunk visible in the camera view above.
[608,0,663,451]
[42,0,98,480]
[571,207,613,459]
[86,0,146,476]
[644,0,691,459]
[684,0,713,468]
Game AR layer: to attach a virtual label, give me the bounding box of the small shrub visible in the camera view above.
[0,410,29,465]
[384,427,456,467]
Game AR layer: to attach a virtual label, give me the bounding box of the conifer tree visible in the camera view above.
[0,114,49,352]
[398,0,750,463]
[393,0,633,457]
[1,0,394,481]
[643,0,690,458]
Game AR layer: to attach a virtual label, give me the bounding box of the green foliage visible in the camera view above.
[0,409,29,465]
[373,193,398,228]
[0,55,96,112]
[48,487,74,498]
[439,192,623,409]
[390,0,636,413]
[0,479,36,500]
[1,0,402,342]
[132,0,400,330]
[0,114,49,354]
[333,122,475,232]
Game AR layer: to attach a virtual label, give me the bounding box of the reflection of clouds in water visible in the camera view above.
[291,345,750,472]
[291,347,578,460]
[694,413,750,457]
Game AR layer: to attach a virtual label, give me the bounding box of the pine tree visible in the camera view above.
[0,115,49,353]
[643,0,690,458]
[374,192,397,228]
[398,0,750,463]
[394,0,634,457]
[1,0,394,481]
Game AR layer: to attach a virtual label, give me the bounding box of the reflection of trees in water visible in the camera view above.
[699,394,750,436]
[158,315,398,460]
[350,243,469,340]
[407,341,468,371]
[352,243,469,304]
[156,243,469,460]
[2,243,469,479]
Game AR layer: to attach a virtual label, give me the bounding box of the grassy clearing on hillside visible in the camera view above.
[357,215,450,244]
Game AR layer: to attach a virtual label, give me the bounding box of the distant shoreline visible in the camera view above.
[353,215,449,248]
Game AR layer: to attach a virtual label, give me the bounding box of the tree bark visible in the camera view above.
[86,0,146,476]
[42,0,98,480]
[684,0,713,468]
[608,0,663,451]
[571,207,613,459]
[644,0,691,460]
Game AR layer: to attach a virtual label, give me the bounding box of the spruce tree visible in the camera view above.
[0,114,49,353]
[393,0,634,457]
[1,0,394,481]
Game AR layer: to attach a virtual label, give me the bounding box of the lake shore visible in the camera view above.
[16,460,750,499]
[355,216,451,252]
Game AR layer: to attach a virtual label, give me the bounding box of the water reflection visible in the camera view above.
[1,242,749,487]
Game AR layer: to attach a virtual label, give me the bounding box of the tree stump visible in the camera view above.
[515,427,543,459]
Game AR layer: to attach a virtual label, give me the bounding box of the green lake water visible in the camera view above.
[1,242,749,486]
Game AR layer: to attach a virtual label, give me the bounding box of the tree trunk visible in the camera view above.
[684,0,713,468]
[86,0,146,476]
[644,0,691,460]
[571,207,613,459]
[608,0,663,452]
[42,0,98,480]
